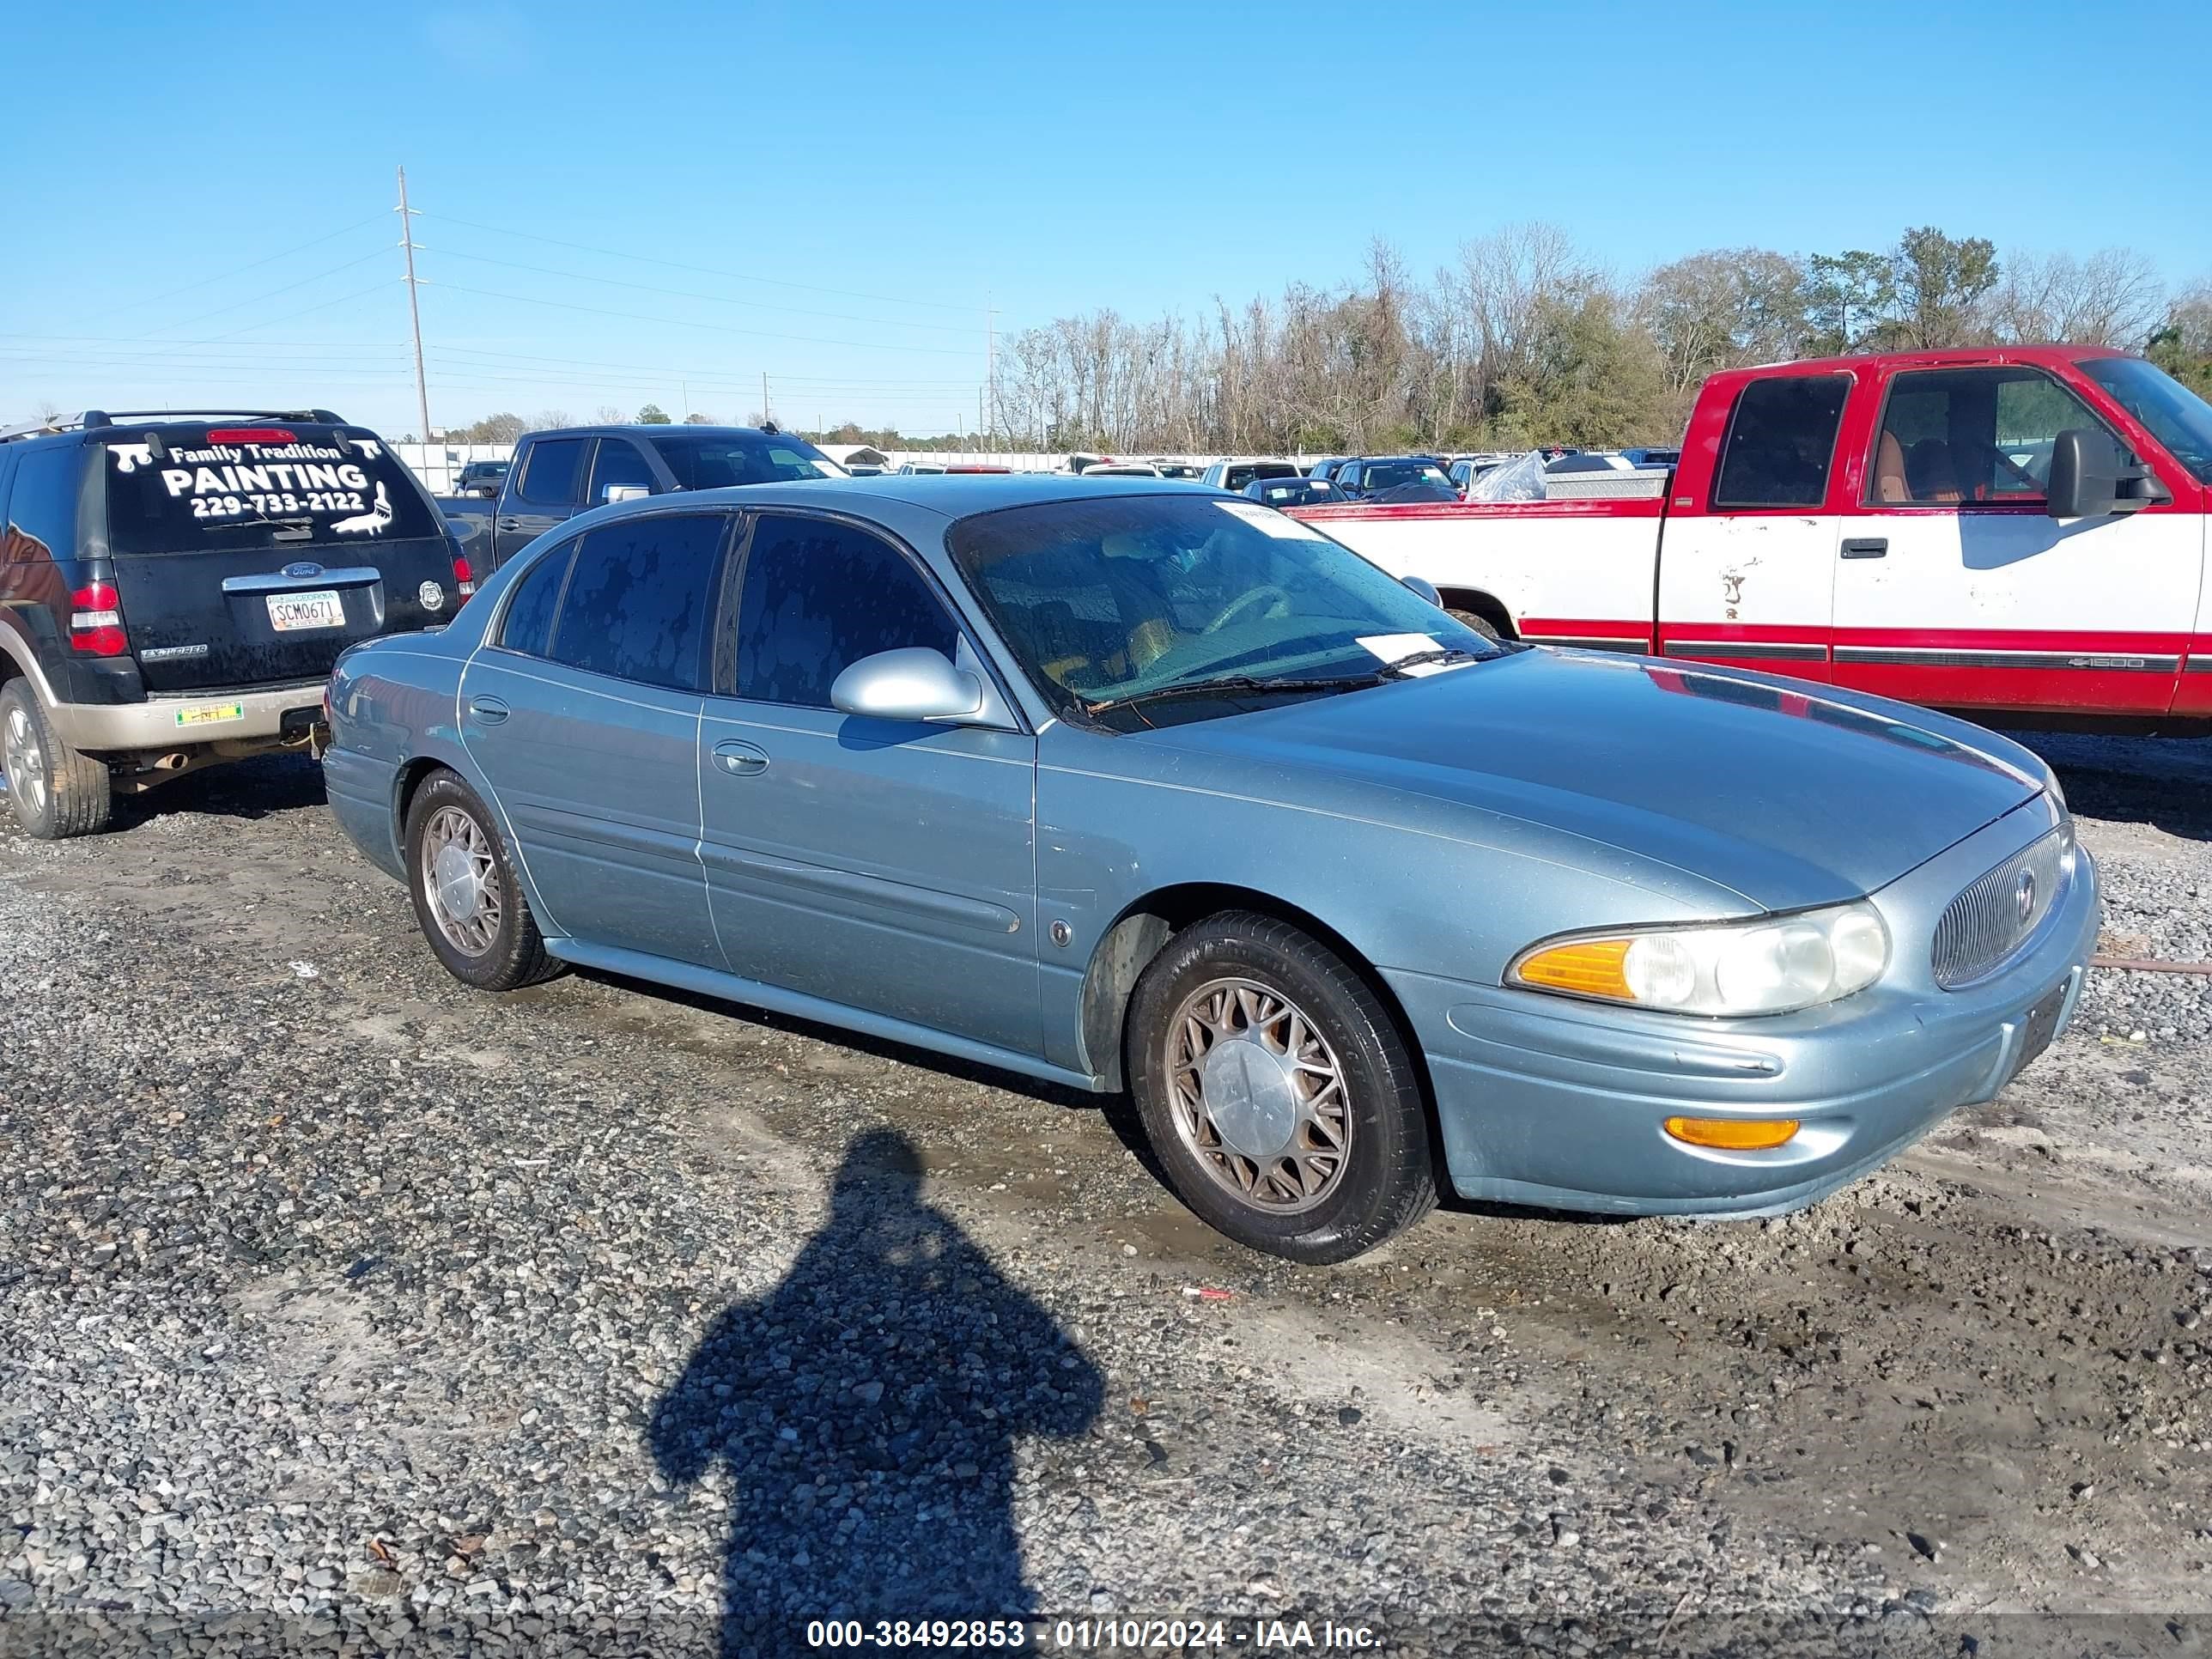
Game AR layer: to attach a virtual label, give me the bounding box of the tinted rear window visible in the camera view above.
[102,426,441,554]
[649,433,836,489]
[1711,376,1851,508]
[7,445,81,562]
[549,514,728,690]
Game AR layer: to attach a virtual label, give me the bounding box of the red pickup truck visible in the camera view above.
[1297,345,2212,732]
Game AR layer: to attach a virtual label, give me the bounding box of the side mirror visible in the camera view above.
[1401,575,1443,606]
[830,647,984,723]
[602,483,652,505]
[2047,427,2151,519]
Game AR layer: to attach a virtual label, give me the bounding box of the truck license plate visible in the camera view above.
[267,590,343,631]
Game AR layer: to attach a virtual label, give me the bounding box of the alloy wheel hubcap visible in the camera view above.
[3,707,46,815]
[422,805,501,956]
[1165,976,1351,1214]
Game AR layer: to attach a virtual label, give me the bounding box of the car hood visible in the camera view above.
[1137,649,2045,910]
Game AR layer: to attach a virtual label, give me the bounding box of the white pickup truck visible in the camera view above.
[1293,345,2212,733]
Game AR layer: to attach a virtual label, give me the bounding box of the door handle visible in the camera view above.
[467,695,510,725]
[712,738,769,777]
[495,517,521,532]
[1840,538,1888,559]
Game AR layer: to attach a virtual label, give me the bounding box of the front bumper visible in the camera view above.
[1390,799,2099,1217]
[50,679,329,755]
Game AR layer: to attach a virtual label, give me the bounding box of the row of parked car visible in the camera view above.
[0,386,2120,1267]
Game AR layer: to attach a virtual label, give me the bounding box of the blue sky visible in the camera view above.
[3,0,2206,438]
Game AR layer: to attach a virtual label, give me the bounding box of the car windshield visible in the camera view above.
[647,431,837,488]
[2081,356,2212,485]
[100,424,443,554]
[946,492,1498,729]
[1362,460,1449,490]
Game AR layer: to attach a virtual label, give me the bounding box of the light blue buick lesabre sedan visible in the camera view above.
[324,475,2095,1262]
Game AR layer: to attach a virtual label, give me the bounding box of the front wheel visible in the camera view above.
[404,771,563,991]
[1127,912,1435,1263]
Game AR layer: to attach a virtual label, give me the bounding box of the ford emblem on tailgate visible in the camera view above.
[283,561,325,580]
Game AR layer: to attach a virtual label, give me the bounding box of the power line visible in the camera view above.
[208,278,400,341]
[416,210,978,314]
[149,246,392,337]
[426,281,981,356]
[65,213,389,325]
[421,246,979,336]
[433,343,976,385]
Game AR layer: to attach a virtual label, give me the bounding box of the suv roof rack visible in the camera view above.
[0,408,347,443]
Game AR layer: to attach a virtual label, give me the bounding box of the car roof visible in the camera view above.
[570,471,1219,526]
[529,423,800,441]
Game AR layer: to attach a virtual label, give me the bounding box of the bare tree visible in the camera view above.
[1991,249,2164,347]
[592,404,626,424]
[531,408,573,430]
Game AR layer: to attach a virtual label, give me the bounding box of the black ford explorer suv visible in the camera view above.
[0,409,467,838]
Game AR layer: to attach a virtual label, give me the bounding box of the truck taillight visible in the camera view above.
[206,427,295,444]
[452,553,476,600]
[70,582,127,656]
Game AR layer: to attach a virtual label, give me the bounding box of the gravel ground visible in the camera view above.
[3,735,2211,1658]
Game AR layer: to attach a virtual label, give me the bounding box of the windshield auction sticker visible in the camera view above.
[1215,500,1329,540]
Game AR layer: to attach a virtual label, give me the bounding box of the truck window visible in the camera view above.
[515,438,588,506]
[1711,375,1850,509]
[586,439,656,502]
[1868,367,2110,506]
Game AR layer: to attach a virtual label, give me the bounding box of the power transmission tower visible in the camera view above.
[395,167,431,443]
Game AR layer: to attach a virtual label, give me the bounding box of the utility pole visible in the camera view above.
[761,372,770,423]
[395,167,431,443]
[984,292,996,445]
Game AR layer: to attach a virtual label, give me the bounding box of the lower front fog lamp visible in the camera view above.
[1663,1115,1801,1151]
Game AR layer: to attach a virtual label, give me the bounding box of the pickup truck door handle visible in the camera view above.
[467,696,510,725]
[1840,538,1888,559]
[712,739,769,777]
[495,517,522,532]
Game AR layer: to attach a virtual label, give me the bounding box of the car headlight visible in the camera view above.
[1509,901,1890,1017]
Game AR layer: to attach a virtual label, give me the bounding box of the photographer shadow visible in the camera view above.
[651,1129,1103,1656]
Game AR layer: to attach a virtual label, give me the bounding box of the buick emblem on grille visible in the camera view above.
[282,561,325,580]
[2014,867,2038,925]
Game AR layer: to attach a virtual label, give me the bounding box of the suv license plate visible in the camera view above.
[2015,981,2068,1072]
[267,590,344,631]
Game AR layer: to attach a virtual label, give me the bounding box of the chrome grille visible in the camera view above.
[1930,823,2073,990]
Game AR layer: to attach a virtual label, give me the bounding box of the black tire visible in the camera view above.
[1127,911,1435,1264]
[0,678,112,840]
[404,770,563,991]
[1447,608,1504,645]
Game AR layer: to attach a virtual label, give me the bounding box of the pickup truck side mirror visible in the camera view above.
[602,484,652,505]
[2047,427,2155,519]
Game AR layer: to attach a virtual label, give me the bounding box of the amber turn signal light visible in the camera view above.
[1513,938,1632,998]
[1662,1115,1801,1151]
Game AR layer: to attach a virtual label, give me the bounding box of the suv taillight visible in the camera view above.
[70,582,127,656]
[452,553,476,601]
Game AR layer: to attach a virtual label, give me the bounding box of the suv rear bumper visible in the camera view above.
[51,680,327,754]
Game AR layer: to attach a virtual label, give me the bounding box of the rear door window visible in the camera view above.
[648,433,838,489]
[496,539,577,658]
[586,438,657,503]
[101,424,441,553]
[732,514,959,707]
[514,438,588,507]
[1711,375,1851,508]
[547,513,729,690]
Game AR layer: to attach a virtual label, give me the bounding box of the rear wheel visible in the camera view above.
[0,679,112,839]
[1127,912,1435,1263]
[404,771,562,991]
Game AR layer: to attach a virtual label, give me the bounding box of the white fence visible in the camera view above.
[393,441,512,495]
